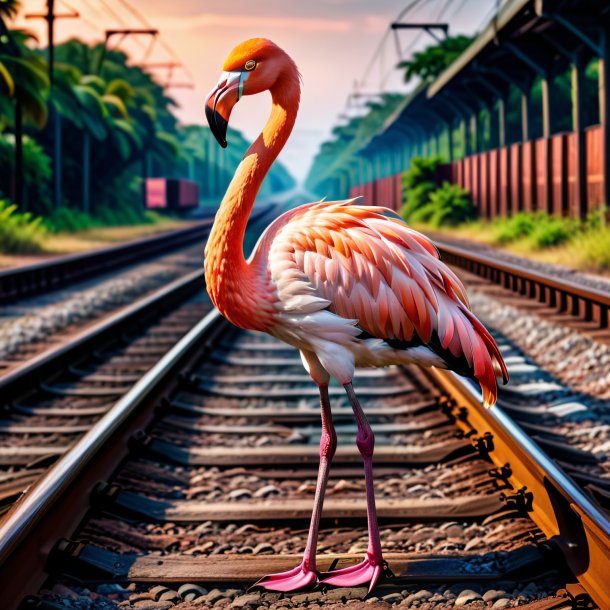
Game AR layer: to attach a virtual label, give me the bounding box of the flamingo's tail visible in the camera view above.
[463,309,509,408]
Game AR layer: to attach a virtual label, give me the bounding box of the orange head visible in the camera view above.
[205,38,298,147]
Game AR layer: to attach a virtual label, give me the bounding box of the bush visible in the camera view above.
[43,207,100,233]
[493,213,536,244]
[0,135,52,215]
[0,200,47,254]
[407,181,474,227]
[400,156,443,221]
[43,204,164,233]
[528,216,576,248]
[492,212,577,249]
[401,181,437,219]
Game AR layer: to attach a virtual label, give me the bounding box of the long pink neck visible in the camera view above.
[204,73,299,329]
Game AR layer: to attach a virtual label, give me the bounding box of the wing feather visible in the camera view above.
[267,200,508,405]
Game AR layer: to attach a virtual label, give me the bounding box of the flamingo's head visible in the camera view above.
[205,38,296,148]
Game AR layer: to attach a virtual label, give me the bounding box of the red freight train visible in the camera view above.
[145,178,200,213]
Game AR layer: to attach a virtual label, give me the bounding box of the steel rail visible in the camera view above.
[0,309,227,608]
[0,202,280,305]
[429,369,610,610]
[0,219,215,305]
[0,269,205,401]
[436,241,610,329]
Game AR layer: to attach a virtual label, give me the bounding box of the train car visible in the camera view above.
[145,178,200,214]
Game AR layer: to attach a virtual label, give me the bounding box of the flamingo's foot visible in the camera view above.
[321,554,392,594]
[251,563,319,592]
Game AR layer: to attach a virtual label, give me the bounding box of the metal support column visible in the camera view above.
[601,29,610,215]
[572,53,588,218]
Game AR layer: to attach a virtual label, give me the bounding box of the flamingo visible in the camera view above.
[203,38,508,593]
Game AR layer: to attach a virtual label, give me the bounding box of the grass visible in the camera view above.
[411,209,610,276]
[0,201,47,255]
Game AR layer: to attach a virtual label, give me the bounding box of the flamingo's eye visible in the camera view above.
[244,60,257,71]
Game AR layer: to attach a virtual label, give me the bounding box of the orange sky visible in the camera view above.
[16,0,496,183]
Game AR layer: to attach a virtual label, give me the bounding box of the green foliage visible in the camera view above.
[0,28,50,129]
[402,181,437,219]
[403,156,443,190]
[0,32,294,225]
[43,204,161,233]
[0,199,46,253]
[400,156,442,219]
[492,212,576,249]
[0,134,52,214]
[528,216,576,248]
[493,213,536,244]
[399,35,474,84]
[407,181,473,227]
[43,207,98,233]
[569,226,610,269]
[400,157,474,227]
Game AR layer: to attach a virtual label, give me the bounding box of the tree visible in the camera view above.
[0,3,50,207]
[398,35,474,84]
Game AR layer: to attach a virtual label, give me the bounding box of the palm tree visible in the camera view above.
[0,2,50,207]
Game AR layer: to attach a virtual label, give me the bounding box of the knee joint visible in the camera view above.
[320,428,337,460]
[356,430,374,457]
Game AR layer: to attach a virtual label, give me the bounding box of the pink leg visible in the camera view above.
[253,385,336,592]
[321,382,389,593]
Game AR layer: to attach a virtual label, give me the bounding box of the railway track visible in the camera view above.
[436,241,610,344]
[1,308,608,610]
[0,220,215,306]
[0,270,212,520]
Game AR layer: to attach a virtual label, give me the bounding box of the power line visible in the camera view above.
[358,0,427,91]
[58,0,97,32]
[112,0,193,81]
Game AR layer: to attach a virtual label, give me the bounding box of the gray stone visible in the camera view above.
[382,592,404,604]
[178,584,208,601]
[229,488,253,500]
[290,593,311,605]
[254,484,281,498]
[324,588,348,602]
[149,585,170,601]
[158,590,181,603]
[206,589,226,604]
[492,600,512,610]
[455,589,482,606]
[403,590,432,605]
[231,593,261,608]
[132,602,173,610]
[444,524,464,537]
[482,590,508,603]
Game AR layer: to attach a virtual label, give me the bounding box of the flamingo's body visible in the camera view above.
[204,38,508,593]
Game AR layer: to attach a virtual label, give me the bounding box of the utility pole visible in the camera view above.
[26,1,79,210]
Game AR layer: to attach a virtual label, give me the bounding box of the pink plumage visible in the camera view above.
[253,199,508,407]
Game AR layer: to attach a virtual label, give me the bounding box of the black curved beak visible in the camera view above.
[205,101,228,148]
[204,71,245,148]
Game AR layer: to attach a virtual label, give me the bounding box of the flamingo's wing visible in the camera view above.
[267,199,508,406]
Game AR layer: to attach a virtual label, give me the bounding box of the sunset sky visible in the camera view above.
[16,0,499,183]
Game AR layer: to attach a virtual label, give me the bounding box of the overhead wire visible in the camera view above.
[379,0,453,90]
[57,0,99,33]
[112,0,194,81]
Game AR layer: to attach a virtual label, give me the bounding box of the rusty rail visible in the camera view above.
[429,369,610,610]
[436,241,610,330]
